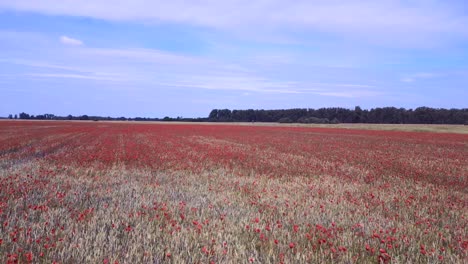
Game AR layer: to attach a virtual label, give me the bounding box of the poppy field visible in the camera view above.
[0,121,466,263]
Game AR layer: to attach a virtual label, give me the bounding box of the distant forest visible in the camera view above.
[208,107,468,124]
[5,106,468,124]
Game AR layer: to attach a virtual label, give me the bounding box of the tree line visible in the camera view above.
[6,106,468,124]
[6,113,208,122]
[208,107,468,124]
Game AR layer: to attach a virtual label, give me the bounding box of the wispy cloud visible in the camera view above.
[412,72,443,79]
[0,58,90,73]
[315,90,382,98]
[401,72,446,82]
[82,47,203,65]
[401,77,414,83]
[159,76,302,94]
[308,83,376,88]
[25,73,123,81]
[60,35,83,46]
[0,30,399,114]
[1,1,467,47]
[2,41,380,96]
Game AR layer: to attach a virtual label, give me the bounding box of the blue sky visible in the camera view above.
[0,1,467,118]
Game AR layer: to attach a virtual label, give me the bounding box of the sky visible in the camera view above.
[0,0,467,118]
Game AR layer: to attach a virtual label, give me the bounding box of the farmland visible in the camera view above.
[0,121,467,263]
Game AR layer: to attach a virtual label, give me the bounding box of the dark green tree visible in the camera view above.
[19,112,30,119]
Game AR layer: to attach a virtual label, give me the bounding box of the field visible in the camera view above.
[0,121,466,263]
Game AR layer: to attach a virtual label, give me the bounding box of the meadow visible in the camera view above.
[0,121,466,263]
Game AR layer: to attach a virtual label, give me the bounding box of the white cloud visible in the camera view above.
[7,44,380,96]
[25,73,122,81]
[315,92,356,98]
[401,77,414,83]
[60,35,83,46]
[82,47,202,65]
[154,75,302,94]
[308,83,376,88]
[412,72,442,79]
[315,90,382,98]
[0,58,90,73]
[1,31,382,98]
[401,72,446,82]
[1,1,467,47]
